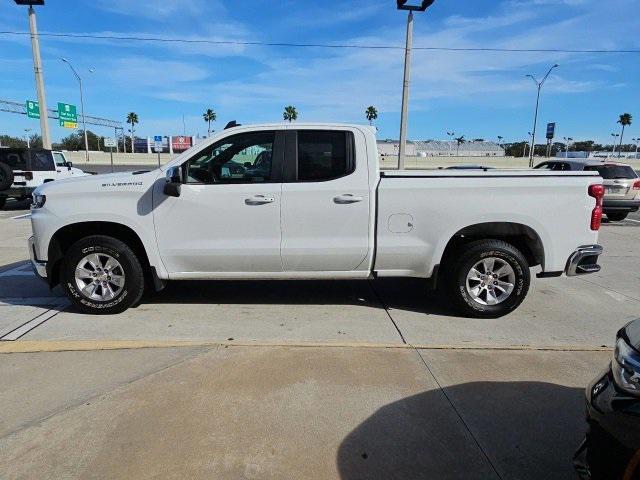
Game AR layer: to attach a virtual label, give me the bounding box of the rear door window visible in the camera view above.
[297,130,354,182]
[535,162,571,171]
[584,165,637,179]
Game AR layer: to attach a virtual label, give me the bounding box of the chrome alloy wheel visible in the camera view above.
[74,253,126,301]
[465,257,515,306]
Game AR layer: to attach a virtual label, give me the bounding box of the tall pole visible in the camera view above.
[528,86,541,167]
[61,58,89,162]
[398,11,413,170]
[28,6,51,150]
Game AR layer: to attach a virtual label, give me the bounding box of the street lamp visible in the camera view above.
[446,131,455,155]
[611,133,620,157]
[524,132,532,158]
[633,137,640,159]
[60,57,91,162]
[24,128,32,149]
[497,135,504,154]
[397,0,436,170]
[14,0,51,150]
[563,136,573,158]
[526,64,559,167]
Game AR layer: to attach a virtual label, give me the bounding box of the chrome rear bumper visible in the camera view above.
[565,244,603,276]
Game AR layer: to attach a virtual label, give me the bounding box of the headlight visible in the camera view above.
[31,193,46,209]
[612,337,640,396]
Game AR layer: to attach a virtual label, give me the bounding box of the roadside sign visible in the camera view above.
[153,135,163,152]
[104,137,117,148]
[59,120,78,129]
[546,122,556,140]
[57,102,77,123]
[26,100,40,119]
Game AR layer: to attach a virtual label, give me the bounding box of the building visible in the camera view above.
[377,139,504,157]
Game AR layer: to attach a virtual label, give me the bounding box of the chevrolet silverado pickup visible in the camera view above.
[28,123,604,317]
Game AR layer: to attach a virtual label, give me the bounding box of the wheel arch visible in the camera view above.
[47,221,152,288]
[434,222,545,284]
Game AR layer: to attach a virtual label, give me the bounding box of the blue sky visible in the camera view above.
[1,0,638,144]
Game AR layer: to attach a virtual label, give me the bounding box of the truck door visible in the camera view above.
[280,129,370,272]
[153,130,284,274]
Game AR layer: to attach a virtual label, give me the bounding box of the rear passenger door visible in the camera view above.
[280,129,370,272]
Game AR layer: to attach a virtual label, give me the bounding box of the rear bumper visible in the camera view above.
[565,244,603,276]
[0,186,35,199]
[28,235,47,279]
[603,198,640,212]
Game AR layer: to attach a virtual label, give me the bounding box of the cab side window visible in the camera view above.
[297,130,354,182]
[53,153,67,167]
[28,152,55,171]
[185,131,275,185]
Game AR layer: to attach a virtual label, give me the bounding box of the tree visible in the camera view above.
[126,112,139,153]
[203,108,216,137]
[0,135,27,148]
[455,135,465,156]
[283,106,298,122]
[617,113,632,155]
[365,106,378,125]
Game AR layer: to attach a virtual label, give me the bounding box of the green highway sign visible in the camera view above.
[57,102,77,123]
[26,100,40,119]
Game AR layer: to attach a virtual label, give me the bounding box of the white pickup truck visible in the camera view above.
[28,123,604,317]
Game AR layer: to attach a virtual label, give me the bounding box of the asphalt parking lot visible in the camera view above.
[0,200,638,479]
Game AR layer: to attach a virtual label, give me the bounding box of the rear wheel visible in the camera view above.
[444,239,530,318]
[0,197,6,210]
[61,235,145,314]
[606,212,628,221]
[0,162,13,191]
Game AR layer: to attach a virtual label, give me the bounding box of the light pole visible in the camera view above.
[611,133,619,157]
[14,1,51,150]
[523,132,532,158]
[60,57,90,162]
[446,131,455,156]
[397,0,435,170]
[633,137,640,159]
[24,128,32,149]
[563,136,573,158]
[526,64,559,168]
[497,135,504,155]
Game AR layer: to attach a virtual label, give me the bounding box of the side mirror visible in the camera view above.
[164,166,182,197]
[66,161,73,170]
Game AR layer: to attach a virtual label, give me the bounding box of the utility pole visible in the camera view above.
[526,64,559,167]
[60,58,90,162]
[20,2,52,150]
[633,137,639,158]
[611,133,619,157]
[396,1,435,170]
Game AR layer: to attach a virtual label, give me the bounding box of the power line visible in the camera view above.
[0,30,639,54]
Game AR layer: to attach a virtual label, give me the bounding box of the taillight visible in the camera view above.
[24,171,33,181]
[633,179,640,190]
[588,184,604,231]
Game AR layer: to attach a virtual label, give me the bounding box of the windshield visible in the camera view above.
[584,165,637,179]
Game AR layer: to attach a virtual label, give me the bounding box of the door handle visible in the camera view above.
[245,195,275,205]
[333,194,364,204]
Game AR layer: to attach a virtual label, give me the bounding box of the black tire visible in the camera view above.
[444,239,530,318]
[606,212,628,222]
[0,197,6,210]
[0,162,13,191]
[61,235,145,314]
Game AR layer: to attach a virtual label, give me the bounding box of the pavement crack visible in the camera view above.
[411,347,505,480]
[367,280,406,344]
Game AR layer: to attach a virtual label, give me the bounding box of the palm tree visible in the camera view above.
[617,113,632,155]
[455,135,465,156]
[203,108,216,137]
[283,106,298,122]
[365,106,378,125]
[126,112,138,153]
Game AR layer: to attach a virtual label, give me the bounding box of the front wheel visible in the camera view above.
[444,239,530,318]
[61,235,145,314]
[606,212,628,222]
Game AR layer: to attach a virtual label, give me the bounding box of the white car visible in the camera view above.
[29,123,604,317]
[0,148,86,208]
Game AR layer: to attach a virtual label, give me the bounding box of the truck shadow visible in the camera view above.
[337,381,585,480]
[142,278,457,316]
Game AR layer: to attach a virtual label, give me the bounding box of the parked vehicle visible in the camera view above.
[0,148,86,209]
[29,123,604,316]
[574,319,640,480]
[535,160,640,221]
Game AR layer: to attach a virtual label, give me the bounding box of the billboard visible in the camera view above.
[546,122,556,140]
[172,136,192,153]
[134,137,149,153]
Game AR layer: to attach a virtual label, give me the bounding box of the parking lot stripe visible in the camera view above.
[0,305,67,341]
[0,340,613,354]
[625,218,640,224]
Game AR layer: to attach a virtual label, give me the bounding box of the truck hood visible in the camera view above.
[35,169,160,195]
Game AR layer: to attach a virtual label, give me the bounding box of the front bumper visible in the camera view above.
[565,244,603,276]
[574,368,640,480]
[603,198,640,213]
[28,235,47,279]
